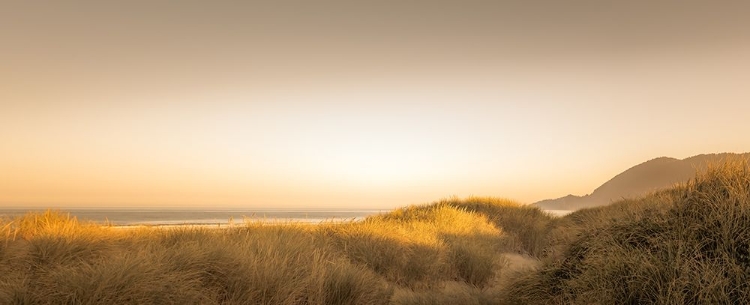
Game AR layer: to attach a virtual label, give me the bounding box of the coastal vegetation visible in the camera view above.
[1,160,748,304]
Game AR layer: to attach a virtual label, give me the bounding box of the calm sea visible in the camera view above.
[0,208,389,226]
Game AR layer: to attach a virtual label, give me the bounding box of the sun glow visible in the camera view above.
[319,143,432,186]
[3,0,750,209]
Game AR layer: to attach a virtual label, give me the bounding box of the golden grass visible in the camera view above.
[3,160,748,304]
[503,159,750,304]
[0,214,392,304]
[0,198,544,304]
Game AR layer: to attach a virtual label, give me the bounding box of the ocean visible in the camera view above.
[0,208,389,226]
[544,209,574,217]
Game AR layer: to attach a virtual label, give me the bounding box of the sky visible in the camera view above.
[2,1,750,209]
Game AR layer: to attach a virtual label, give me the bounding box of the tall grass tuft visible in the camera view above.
[448,196,555,257]
[320,202,508,289]
[0,216,393,304]
[503,160,750,304]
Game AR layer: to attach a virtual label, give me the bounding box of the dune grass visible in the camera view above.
[503,159,750,304]
[2,160,749,304]
[0,213,392,305]
[0,197,543,304]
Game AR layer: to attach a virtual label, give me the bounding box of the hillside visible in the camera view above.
[534,152,750,210]
[505,160,750,304]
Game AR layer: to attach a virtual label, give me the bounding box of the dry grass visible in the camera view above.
[0,214,392,304]
[3,160,748,304]
[0,198,541,304]
[503,159,750,304]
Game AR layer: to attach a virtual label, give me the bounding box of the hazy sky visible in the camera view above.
[2,1,750,208]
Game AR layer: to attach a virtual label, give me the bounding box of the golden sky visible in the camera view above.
[2,1,750,208]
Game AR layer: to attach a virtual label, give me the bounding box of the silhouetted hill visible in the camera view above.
[534,153,750,210]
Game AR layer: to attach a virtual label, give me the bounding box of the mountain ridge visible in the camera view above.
[534,152,750,210]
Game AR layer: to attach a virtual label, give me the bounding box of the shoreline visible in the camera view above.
[106,217,363,229]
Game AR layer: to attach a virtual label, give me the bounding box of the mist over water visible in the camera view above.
[0,208,388,226]
[543,209,573,217]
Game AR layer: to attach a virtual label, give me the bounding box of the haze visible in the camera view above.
[2,1,750,209]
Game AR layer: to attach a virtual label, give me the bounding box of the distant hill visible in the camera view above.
[534,153,750,211]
